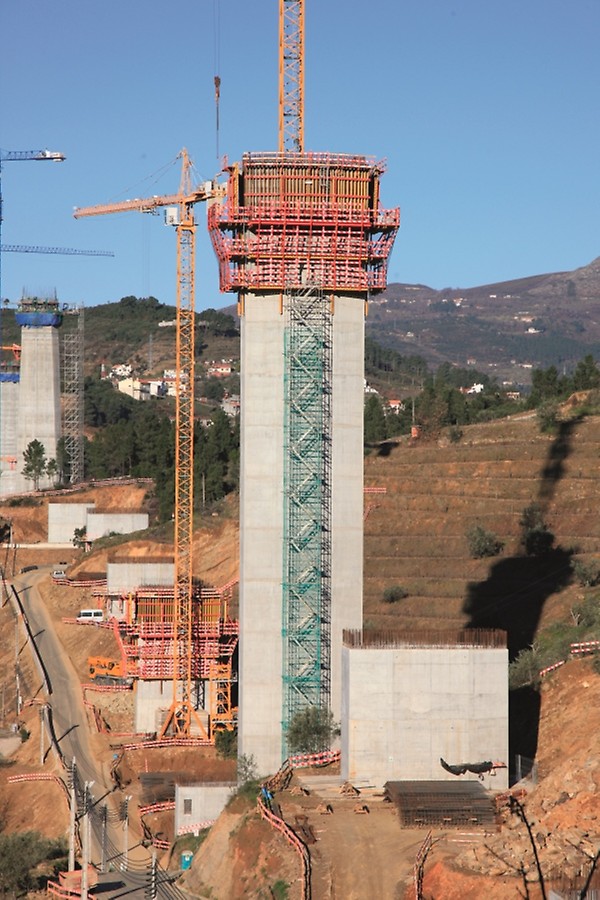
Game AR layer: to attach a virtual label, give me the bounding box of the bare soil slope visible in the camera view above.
[364,410,600,637]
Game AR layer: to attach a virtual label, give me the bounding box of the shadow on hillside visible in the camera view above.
[367,440,402,458]
[462,418,578,769]
[536,416,581,509]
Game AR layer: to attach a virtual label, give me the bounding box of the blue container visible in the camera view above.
[181,851,194,871]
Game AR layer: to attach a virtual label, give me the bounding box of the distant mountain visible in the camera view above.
[4,259,596,389]
[368,256,600,385]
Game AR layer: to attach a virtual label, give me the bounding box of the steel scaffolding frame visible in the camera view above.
[282,283,332,754]
[61,307,84,483]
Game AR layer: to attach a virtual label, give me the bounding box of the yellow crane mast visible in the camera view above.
[279,0,305,153]
[75,150,221,737]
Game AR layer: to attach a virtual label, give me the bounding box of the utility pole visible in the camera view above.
[14,615,20,723]
[68,758,77,872]
[81,781,94,900]
[100,805,108,873]
[120,796,131,872]
[145,847,157,900]
[39,705,45,765]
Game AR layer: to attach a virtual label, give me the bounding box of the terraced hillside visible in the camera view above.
[363,409,600,656]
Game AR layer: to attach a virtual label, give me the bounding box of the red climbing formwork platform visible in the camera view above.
[104,583,239,722]
[208,152,399,295]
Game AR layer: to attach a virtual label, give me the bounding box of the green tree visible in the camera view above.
[22,439,47,490]
[528,365,564,408]
[46,458,59,487]
[203,377,225,403]
[55,437,71,483]
[466,524,504,559]
[287,706,340,754]
[520,504,555,556]
[571,354,600,392]
[0,831,66,895]
[214,729,237,759]
[382,584,408,603]
[536,400,559,434]
[73,526,87,549]
[364,394,387,443]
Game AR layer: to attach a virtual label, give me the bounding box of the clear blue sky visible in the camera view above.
[1,0,599,310]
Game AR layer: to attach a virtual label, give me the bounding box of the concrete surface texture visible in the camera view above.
[0,381,19,495]
[86,511,149,541]
[174,782,236,834]
[135,678,173,734]
[238,293,364,777]
[341,642,509,790]
[106,561,174,594]
[48,502,95,543]
[0,325,61,496]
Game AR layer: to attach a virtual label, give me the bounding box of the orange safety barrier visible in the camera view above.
[8,773,63,785]
[257,796,311,900]
[571,640,600,655]
[539,659,566,678]
[46,881,81,899]
[139,800,175,816]
[289,749,340,768]
[177,820,216,835]
[120,737,212,750]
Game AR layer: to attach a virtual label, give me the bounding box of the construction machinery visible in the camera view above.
[88,656,131,687]
[75,150,224,738]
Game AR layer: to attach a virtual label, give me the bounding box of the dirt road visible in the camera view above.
[283,775,428,899]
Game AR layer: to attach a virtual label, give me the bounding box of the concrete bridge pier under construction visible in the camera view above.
[0,297,63,496]
[209,152,399,775]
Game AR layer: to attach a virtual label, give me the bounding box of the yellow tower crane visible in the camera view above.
[74,150,222,737]
[279,0,305,153]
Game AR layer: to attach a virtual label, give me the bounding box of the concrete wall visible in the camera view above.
[238,292,364,777]
[238,294,285,776]
[86,512,148,541]
[174,783,236,834]
[330,297,365,716]
[134,679,172,734]
[16,325,61,492]
[48,503,95,544]
[134,678,209,735]
[107,562,174,594]
[0,380,21,496]
[341,644,509,790]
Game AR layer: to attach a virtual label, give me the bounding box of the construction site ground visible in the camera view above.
[2,410,600,895]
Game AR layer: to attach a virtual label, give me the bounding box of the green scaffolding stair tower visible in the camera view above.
[282,283,332,753]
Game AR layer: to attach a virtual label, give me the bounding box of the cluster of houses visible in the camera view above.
[101,358,240,419]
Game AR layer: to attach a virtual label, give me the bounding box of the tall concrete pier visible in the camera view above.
[0,297,62,495]
[210,153,399,774]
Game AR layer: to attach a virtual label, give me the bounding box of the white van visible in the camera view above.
[52,570,67,580]
[77,609,104,623]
